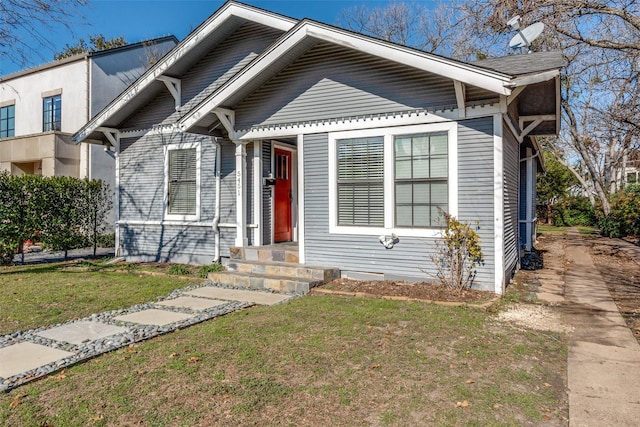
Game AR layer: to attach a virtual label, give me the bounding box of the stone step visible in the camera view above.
[230,246,299,263]
[208,271,319,294]
[227,259,339,283]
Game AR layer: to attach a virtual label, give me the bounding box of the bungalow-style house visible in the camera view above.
[73,1,561,294]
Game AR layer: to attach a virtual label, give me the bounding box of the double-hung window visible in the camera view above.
[0,104,15,138]
[330,123,456,236]
[395,132,448,227]
[165,142,201,221]
[337,137,384,226]
[43,95,62,131]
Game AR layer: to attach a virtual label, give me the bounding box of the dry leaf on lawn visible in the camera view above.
[9,394,27,408]
[188,356,200,363]
[456,400,469,408]
[465,379,475,384]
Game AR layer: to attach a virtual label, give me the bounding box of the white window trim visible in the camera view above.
[163,141,201,222]
[328,122,458,238]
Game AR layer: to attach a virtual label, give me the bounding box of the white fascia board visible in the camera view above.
[73,2,296,144]
[509,69,559,87]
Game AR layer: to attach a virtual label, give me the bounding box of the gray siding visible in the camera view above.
[457,118,495,290]
[503,123,519,278]
[122,22,284,129]
[118,132,238,263]
[302,117,496,291]
[235,42,458,130]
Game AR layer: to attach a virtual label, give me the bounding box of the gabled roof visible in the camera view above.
[72,1,296,143]
[177,18,559,133]
[73,1,562,144]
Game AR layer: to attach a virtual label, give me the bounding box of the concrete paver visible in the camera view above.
[564,229,640,426]
[156,296,227,311]
[0,343,74,379]
[185,286,292,305]
[35,321,129,345]
[114,309,195,326]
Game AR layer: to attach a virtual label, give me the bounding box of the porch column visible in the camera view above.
[234,140,248,247]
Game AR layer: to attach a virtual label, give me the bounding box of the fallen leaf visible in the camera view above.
[369,363,380,370]
[90,415,104,423]
[543,383,552,387]
[50,370,66,380]
[465,379,475,384]
[136,370,146,375]
[456,400,469,408]
[188,356,200,363]
[168,352,178,359]
[493,403,503,409]
[9,394,27,408]
[543,415,552,420]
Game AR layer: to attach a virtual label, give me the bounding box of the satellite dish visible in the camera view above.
[507,15,522,30]
[509,21,545,50]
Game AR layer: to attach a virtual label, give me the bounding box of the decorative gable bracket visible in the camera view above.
[96,127,120,152]
[157,76,182,110]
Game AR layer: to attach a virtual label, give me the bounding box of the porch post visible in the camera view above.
[234,141,248,247]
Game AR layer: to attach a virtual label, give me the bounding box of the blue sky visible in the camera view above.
[2,0,429,75]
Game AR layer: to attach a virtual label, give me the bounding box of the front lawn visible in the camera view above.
[0,259,195,335]
[0,262,568,426]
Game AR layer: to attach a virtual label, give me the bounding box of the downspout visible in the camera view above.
[212,137,222,262]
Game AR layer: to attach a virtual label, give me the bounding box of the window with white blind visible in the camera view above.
[329,123,457,237]
[337,137,384,226]
[164,142,201,221]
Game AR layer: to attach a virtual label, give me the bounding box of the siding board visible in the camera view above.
[235,42,458,129]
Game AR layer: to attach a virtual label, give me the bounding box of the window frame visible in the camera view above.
[43,94,62,132]
[328,122,458,237]
[0,104,15,138]
[163,142,201,222]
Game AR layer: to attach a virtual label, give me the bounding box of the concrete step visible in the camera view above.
[230,246,299,263]
[208,271,320,294]
[227,259,339,283]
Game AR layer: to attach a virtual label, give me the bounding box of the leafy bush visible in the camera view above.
[0,173,111,264]
[599,186,640,238]
[167,264,192,275]
[199,263,225,278]
[430,211,484,293]
[96,233,115,248]
[546,196,596,227]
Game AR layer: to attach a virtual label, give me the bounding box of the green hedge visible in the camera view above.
[0,172,112,264]
[599,185,640,239]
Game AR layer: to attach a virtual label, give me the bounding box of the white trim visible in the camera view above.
[163,141,201,222]
[119,220,226,227]
[328,122,458,238]
[493,114,505,294]
[253,140,262,246]
[297,134,305,264]
[453,80,466,118]
[234,107,500,140]
[115,150,121,256]
[234,141,248,247]
[525,147,533,251]
[510,69,559,87]
[271,142,298,243]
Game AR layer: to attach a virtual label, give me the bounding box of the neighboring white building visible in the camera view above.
[0,36,177,181]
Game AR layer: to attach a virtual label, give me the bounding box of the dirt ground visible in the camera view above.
[584,234,640,343]
[317,277,494,303]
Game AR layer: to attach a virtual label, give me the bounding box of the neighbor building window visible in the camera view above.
[0,104,15,138]
[43,95,62,131]
[337,136,384,226]
[395,132,448,227]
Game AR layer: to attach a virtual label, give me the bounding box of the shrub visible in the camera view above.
[548,196,596,227]
[199,263,225,278]
[430,211,484,293]
[96,233,115,248]
[599,186,640,239]
[167,264,192,275]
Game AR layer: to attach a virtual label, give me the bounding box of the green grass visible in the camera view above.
[0,271,569,427]
[0,259,195,334]
[537,224,569,235]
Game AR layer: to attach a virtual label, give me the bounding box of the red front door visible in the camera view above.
[274,148,293,242]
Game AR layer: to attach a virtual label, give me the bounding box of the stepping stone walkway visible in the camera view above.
[0,283,295,392]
